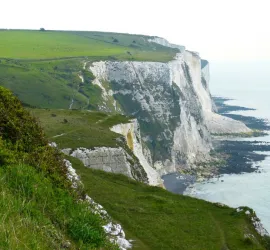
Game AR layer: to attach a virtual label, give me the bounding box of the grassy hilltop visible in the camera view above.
[0,30,177,61]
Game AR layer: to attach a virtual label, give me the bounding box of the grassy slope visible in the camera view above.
[29,109,267,249]
[69,156,265,250]
[30,109,131,149]
[0,86,117,249]
[0,30,177,62]
[0,59,92,109]
[0,163,113,250]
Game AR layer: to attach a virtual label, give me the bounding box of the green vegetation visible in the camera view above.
[0,58,93,109]
[0,30,177,62]
[29,108,131,149]
[30,109,129,148]
[0,86,117,249]
[70,156,268,250]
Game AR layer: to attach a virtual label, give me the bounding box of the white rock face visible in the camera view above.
[148,37,185,52]
[89,38,250,174]
[63,146,149,183]
[236,207,269,236]
[89,54,211,173]
[110,120,163,186]
[198,59,251,134]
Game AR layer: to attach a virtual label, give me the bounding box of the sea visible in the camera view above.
[184,61,270,232]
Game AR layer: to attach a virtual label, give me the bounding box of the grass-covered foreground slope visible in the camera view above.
[0,30,177,62]
[0,86,117,249]
[70,156,269,250]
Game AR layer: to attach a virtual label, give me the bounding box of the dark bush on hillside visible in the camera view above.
[0,87,46,151]
[0,86,68,187]
[113,38,119,43]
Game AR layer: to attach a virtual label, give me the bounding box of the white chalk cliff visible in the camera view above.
[70,37,250,185]
[110,119,163,186]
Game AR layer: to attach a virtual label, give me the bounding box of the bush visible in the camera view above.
[0,86,68,187]
[0,86,47,152]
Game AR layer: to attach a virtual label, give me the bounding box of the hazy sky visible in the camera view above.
[1,0,270,62]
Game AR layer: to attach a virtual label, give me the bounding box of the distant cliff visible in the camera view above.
[85,37,250,177]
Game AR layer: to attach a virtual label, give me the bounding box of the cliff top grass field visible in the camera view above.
[0,30,177,62]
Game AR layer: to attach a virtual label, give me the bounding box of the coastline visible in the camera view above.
[163,96,270,194]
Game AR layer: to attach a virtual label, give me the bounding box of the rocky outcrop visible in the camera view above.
[110,119,163,186]
[62,119,164,186]
[236,207,269,237]
[62,147,148,184]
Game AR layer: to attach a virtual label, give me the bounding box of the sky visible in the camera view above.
[1,0,270,62]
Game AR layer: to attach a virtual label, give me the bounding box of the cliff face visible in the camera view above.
[84,37,250,178]
[62,145,150,185]
[110,120,163,186]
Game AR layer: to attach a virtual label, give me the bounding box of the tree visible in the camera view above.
[40,28,45,31]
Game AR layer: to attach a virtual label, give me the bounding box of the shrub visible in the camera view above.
[0,86,47,152]
[0,86,68,187]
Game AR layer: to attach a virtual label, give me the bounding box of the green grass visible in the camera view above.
[69,156,266,250]
[0,59,90,109]
[0,30,177,62]
[0,163,113,250]
[30,108,131,149]
[0,87,117,249]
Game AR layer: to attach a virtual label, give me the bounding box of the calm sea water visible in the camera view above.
[184,61,270,232]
